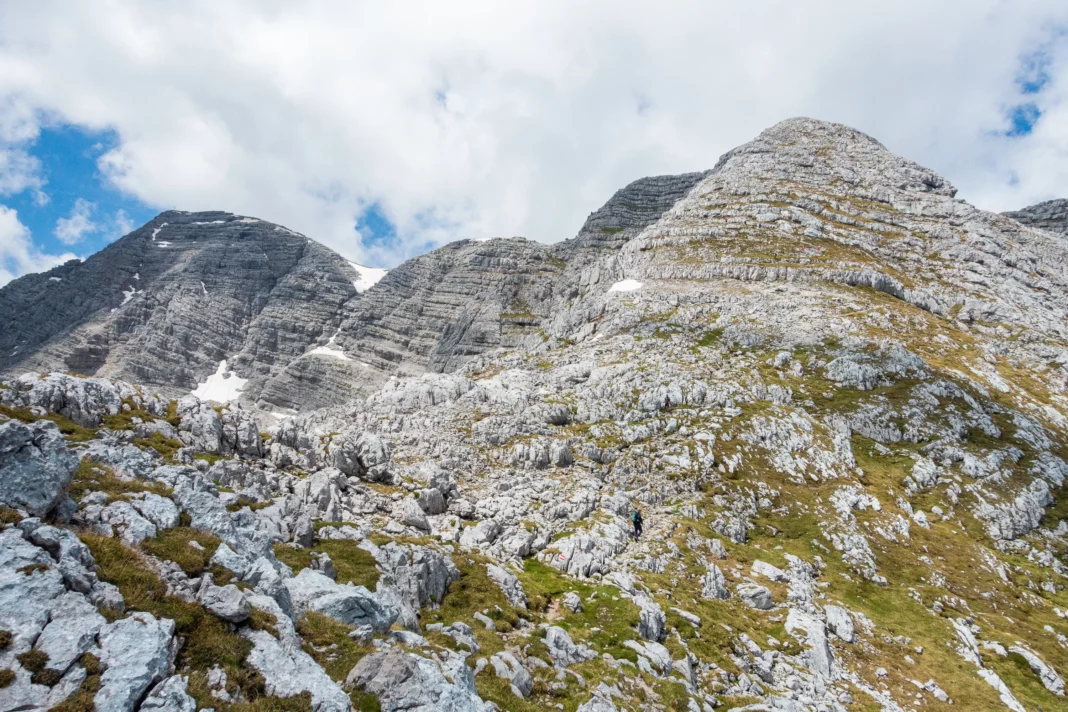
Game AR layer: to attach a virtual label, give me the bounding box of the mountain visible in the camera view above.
[1004,198,1068,236]
[1,117,1066,712]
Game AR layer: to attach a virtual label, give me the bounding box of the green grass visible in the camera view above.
[0,403,97,442]
[141,527,221,576]
[133,432,185,460]
[67,459,172,502]
[272,540,379,590]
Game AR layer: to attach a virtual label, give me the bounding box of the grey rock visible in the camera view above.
[544,626,597,667]
[1007,645,1064,696]
[562,591,583,612]
[824,605,855,643]
[95,612,177,712]
[198,582,251,623]
[0,373,123,426]
[283,568,398,632]
[576,695,619,712]
[35,592,106,674]
[1004,198,1068,236]
[345,646,493,711]
[392,497,430,532]
[737,583,774,610]
[486,563,528,609]
[243,629,352,712]
[490,650,532,697]
[140,676,198,712]
[635,596,666,642]
[701,563,730,600]
[0,419,78,517]
[131,493,181,530]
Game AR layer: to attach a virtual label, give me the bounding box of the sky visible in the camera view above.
[0,1,1066,285]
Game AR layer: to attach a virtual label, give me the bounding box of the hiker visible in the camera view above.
[631,508,644,540]
[664,394,670,409]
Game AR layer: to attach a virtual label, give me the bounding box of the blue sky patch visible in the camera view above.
[4,125,157,259]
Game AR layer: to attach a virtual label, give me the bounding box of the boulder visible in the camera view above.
[562,591,583,613]
[284,569,398,632]
[345,646,492,711]
[392,497,430,532]
[199,582,251,624]
[701,563,730,600]
[824,605,855,643]
[0,420,78,517]
[95,612,177,712]
[243,629,352,712]
[490,650,532,697]
[635,596,666,642]
[543,626,597,667]
[34,592,106,675]
[486,563,528,609]
[737,583,773,610]
[131,493,181,530]
[139,675,197,712]
[176,396,223,454]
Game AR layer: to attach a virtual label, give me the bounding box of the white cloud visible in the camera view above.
[0,146,44,196]
[53,197,97,244]
[0,2,1066,266]
[112,208,135,240]
[0,203,76,286]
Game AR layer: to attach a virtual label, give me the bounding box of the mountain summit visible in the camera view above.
[1,117,1066,712]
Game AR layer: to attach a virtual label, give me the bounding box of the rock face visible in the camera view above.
[0,419,78,517]
[0,211,365,406]
[1004,198,1068,236]
[558,171,711,254]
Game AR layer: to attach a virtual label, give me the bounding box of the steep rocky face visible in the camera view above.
[256,238,564,412]
[557,171,711,254]
[0,211,363,401]
[1004,198,1068,236]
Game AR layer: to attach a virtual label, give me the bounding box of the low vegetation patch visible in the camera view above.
[272,540,379,590]
[67,460,172,502]
[141,527,222,576]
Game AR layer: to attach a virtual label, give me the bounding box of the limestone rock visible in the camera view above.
[95,612,177,712]
[345,646,493,711]
[0,419,78,518]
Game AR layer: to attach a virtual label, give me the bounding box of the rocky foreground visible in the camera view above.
[0,118,1066,712]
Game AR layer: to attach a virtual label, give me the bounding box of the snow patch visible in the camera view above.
[200,281,208,295]
[157,241,172,248]
[121,287,140,305]
[306,329,351,360]
[238,217,259,223]
[348,262,388,293]
[192,220,227,225]
[151,223,167,241]
[190,359,248,403]
[48,277,61,282]
[133,272,140,280]
[608,279,644,293]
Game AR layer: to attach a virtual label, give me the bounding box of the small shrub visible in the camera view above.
[0,507,21,526]
[0,669,14,688]
[16,649,49,673]
[0,630,11,649]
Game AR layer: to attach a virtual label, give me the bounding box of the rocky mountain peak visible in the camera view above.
[716,116,957,200]
[1004,198,1068,236]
